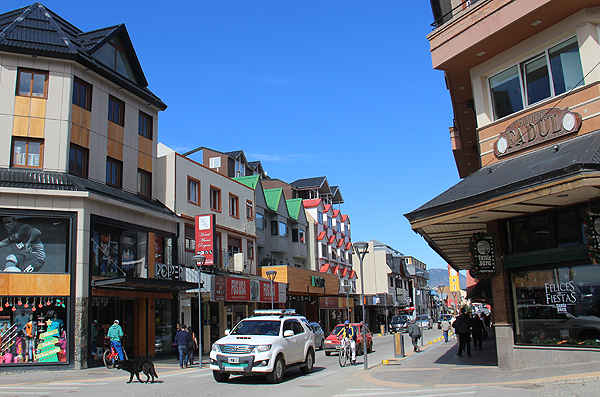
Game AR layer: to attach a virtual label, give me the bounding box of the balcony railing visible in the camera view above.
[430,0,482,28]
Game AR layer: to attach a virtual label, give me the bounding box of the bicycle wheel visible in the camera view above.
[338,345,347,367]
[102,349,114,369]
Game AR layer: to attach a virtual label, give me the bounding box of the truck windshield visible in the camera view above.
[231,320,281,336]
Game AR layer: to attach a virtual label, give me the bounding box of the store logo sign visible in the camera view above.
[494,108,581,158]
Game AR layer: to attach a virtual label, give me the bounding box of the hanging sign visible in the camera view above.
[195,214,216,266]
[468,233,497,278]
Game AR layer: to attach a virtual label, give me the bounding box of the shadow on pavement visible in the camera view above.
[434,332,498,367]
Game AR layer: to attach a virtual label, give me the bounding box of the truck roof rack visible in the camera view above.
[253,309,298,318]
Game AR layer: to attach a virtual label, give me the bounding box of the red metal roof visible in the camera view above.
[323,204,331,212]
[341,267,348,277]
[337,238,344,248]
[320,263,330,273]
[341,214,348,221]
[331,265,339,275]
[303,199,322,208]
[317,231,327,241]
[333,209,340,217]
[346,242,352,250]
[349,270,356,279]
[328,235,336,244]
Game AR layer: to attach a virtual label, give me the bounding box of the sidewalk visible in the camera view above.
[368,331,600,388]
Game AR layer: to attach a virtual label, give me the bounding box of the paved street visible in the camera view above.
[1,330,599,396]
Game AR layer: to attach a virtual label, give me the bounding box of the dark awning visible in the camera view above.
[466,278,492,302]
[92,277,198,293]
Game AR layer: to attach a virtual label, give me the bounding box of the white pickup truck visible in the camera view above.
[210,309,316,383]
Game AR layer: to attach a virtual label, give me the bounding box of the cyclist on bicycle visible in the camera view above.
[336,321,356,362]
[107,319,124,361]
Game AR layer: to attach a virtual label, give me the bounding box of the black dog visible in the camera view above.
[115,359,159,383]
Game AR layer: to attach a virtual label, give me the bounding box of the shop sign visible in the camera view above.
[545,281,576,313]
[214,276,226,301]
[311,276,325,287]
[154,263,183,280]
[259,280,279,303]
[493,108,581,158]
[319,296,339,308]
[469,233,496,274]
[202,301,210,326]
[195,214,216,266]
[226,277,250,301]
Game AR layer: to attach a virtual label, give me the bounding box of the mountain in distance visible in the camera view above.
[427,268,467,289]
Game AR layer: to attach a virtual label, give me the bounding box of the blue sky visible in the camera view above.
[5,1,460,269]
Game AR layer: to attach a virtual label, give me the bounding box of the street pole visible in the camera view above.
[353,242,369,370]
[191,255,206,369]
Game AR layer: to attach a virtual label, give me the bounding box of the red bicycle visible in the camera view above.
[102,343,128,368]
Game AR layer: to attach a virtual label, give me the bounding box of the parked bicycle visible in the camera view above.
[338,337,356,367]
[102,344,128,368]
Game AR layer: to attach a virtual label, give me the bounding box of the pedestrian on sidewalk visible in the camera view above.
[407,318,422,352]
[174,324,192,368]
[440,317,451,342]
[471,313,485,350]
[453,307,471,357]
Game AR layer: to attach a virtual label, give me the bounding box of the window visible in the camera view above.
[93,35,136,82]
[108,96,124,126]
[271,221,278,236]
[12,138,42,168]
[72,78,92,110]
[292,229,305,243]
[235,161,245,177]
[279,222,287,237]
[246,200,253,220]
[137,169,151,197]
[321,243,327,258]
[209,157,221,169]
[229,194,239,218]
[106,157,122,188]
[327,217,332,229]
[210,186,221,212]
[17,69,48,98]
[138,111,153,139]
[187,177,200,205]
[256,213,264,230]
[490,37,583,120]
[184,224,195,252]
[68,144,88,177]
[247,241,254,260]
[317,212,323,224]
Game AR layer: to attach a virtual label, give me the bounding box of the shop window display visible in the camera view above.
[513,264,600,346]
[0,297,68,364]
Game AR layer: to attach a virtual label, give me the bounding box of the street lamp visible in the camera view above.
[266,270,277,310]
[353,241,369,370]
[191,254,206,369]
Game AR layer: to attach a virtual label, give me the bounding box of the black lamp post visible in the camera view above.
[266,270,277,309]
[353,241,369,370]
[191,254,206,369]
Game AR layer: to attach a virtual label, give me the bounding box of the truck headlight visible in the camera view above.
[253,344,272,353]
[212,344,221,352]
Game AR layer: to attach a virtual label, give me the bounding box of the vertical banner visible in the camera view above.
[214,276,226,301]
[195,214,216,266]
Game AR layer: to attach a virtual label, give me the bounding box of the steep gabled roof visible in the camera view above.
[226,150,248,165]
[302,198,322,208]
[264,188,284,212]
[0,2,165,109]
[285,198,303,221]
[233,175,260,190]
[291,176,328,190]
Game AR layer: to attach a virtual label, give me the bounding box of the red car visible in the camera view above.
[323,323,373,356]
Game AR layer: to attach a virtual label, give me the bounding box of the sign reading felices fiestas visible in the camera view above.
[493,108,581,158]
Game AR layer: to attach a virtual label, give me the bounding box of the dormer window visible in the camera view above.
[94,35,136,82]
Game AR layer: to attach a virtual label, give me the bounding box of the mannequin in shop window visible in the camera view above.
[48,313,64,334]
[25,314,37,362]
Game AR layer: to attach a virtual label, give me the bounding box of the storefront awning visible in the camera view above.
[405,130,600,271]
[466,278,492,302]
[92,277,198,292]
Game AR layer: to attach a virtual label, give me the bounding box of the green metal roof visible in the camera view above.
[264,188,284,212]
[233,175,260,190]
[286,199,303,220]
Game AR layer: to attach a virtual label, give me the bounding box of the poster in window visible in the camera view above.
[0,212,73,273]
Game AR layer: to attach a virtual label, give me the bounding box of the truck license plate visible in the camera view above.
[228,357,239,364]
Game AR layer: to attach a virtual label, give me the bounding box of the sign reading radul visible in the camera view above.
[195,214,216,266]
[493,108,581,158]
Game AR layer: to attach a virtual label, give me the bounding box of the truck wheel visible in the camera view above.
[300,348,314,374]
[266,355,285,384]
[213,371,230,383]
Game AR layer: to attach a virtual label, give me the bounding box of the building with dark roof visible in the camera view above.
[0,3,188,370]
[408,0,600,370]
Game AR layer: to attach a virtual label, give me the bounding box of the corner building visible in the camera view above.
[408,1,600,369]
[0,3,186,369]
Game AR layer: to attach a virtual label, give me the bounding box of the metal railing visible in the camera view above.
[431,0,482,29]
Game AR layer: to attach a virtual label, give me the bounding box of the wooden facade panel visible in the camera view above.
[71,104,81,126]
[12,116,28,137]
[107,140,123,160]
[138,152,152,172]
[264,265,339,295]
[80,128,90,148]
[70,123,81,145]
[148,298,156,355]
[115,124,124,143]
[81,108,91,129]
[138,135,152,155]
[29,117,45,138]
[0,274,70,295]
[30,98,46,118]
[14,96,30,117]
